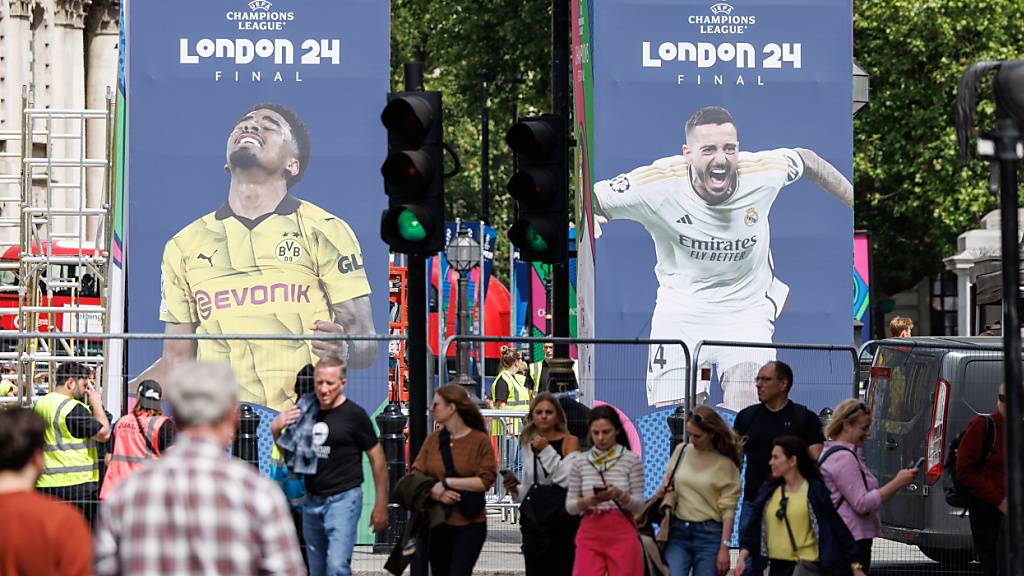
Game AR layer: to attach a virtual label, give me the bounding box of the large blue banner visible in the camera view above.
[123,0,390,415]
[579,0,853,422]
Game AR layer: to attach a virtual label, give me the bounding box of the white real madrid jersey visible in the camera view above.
[594,149,804,314]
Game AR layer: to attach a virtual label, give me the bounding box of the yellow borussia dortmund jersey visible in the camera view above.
[160,195,371,410]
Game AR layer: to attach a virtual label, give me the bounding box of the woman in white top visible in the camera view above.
[503,392,580,575]
[565,404,646,576]
[656,406,742,576]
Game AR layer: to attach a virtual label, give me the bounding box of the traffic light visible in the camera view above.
[380,91,445,255]
[505,115,567,263]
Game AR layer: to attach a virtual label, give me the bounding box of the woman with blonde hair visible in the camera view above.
[411,384,496,576]
[656,405,741,576]
[818,399,918,573]
[503,392,581,574]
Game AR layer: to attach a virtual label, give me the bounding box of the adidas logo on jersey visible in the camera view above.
[676,214,693,225]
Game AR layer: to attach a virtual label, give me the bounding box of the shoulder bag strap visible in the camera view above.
[438,429,458,478]
[532,449,548,486]
[779,485,801,558]
[134,413,157,457]
[818,446,868,510]
[664,442,687,490]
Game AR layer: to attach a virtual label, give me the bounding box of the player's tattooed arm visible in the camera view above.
[311,295,377,369]
[794,148,853,208]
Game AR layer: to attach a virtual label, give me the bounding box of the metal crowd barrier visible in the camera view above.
[689,339,860,414]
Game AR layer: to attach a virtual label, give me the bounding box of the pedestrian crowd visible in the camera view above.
[0,356,1010,576]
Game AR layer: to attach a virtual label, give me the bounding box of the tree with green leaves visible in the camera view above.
[391,0,554,281]
[854,0,1024,297]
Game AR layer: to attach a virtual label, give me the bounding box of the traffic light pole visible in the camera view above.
[552,0,571,350]
[407,254,428,466]
[401,61,429,465]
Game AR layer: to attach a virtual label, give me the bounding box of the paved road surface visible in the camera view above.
[351,515,983,575]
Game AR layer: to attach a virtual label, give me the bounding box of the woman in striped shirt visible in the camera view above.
[565,405,645,575]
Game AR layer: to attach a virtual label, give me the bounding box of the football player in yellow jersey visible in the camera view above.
[134,102,376,410]
[593,106,852,410]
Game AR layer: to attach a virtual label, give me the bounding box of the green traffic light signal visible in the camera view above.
[397,208,427,242]
[524,225,549,252]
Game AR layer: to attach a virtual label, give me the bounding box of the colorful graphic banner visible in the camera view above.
[854,230,871,338]
[576,0,854,417]
[124,0,389,411]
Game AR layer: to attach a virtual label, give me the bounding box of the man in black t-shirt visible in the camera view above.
[272,357,387,576]
[732,361,824,575]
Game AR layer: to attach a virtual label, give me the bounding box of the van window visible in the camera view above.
[962,360,1002,415]
[869,347,935,425]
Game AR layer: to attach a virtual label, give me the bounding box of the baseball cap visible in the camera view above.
[137,380,163,410]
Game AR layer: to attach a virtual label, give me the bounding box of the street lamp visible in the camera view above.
[445,229,481,402]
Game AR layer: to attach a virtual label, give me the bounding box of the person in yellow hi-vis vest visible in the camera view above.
[492,347,532,475]
[33,362,110,527]
[529,342,555,393]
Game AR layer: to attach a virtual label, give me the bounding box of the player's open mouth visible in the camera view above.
[708,167,728,188]
[235,133,264,148]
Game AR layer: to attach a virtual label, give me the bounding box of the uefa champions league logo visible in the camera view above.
[709,2,734,15]
[248,0,272,11]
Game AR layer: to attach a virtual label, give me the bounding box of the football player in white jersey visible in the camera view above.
[592,106,852,410]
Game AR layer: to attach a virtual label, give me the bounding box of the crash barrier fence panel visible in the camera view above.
[438,335,691,564]
[854,338,1011,573]
[0,332,1001,573]
[0,332,401,543]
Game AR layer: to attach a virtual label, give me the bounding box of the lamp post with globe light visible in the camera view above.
[446,229,482,402]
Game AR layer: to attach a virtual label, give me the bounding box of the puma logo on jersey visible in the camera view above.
[196,251,217,267]
[676,214,693,225]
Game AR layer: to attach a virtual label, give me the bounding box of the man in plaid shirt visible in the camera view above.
[94,362,305,575]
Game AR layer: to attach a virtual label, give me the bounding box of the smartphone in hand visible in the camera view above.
[499,469,517,483]
[593,486,608,495]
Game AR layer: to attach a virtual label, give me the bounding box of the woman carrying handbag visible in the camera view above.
[410,385,496,576]
[736,436,864,576]
[502,392,581,575]
[566,405,646,576]
[654,406,741,576]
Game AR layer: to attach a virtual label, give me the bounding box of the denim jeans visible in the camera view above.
[738,502,757,576]
[663,518,724,576]
[303,487,363,576]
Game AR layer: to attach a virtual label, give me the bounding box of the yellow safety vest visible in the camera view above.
[529,361,545,391]
[491,371,530,436]
[34,392,98,488]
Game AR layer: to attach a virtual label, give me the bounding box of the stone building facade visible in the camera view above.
[0,0,119,247]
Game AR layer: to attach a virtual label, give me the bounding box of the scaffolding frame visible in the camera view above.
[0,86,114,401]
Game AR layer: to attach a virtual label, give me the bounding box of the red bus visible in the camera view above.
[0,241,104,334]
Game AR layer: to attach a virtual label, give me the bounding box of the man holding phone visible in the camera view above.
[33,362,110,527]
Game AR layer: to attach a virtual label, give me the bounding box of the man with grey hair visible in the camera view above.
[94,362,305,575]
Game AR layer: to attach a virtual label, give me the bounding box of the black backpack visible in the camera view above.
[942,415,995,509]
